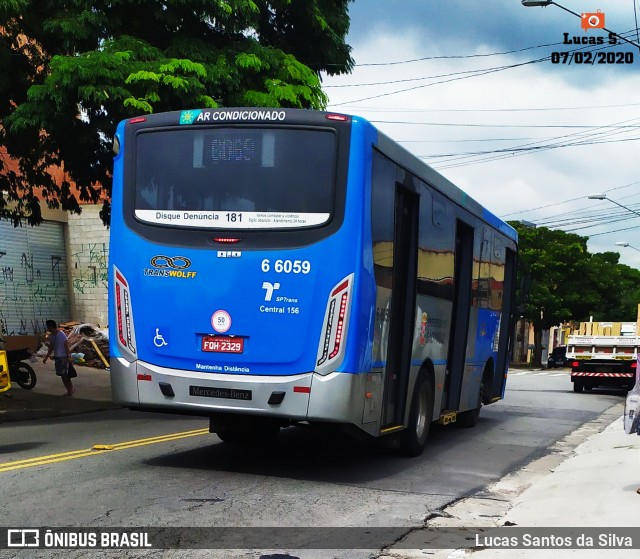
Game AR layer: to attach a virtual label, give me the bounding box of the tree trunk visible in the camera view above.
[532,324,544,368]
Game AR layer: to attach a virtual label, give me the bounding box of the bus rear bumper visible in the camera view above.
[110,359,371,426]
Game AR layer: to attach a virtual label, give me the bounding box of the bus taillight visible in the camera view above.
[325,113,349,122]
[114,265,137,356]
[329,292,348,360]
[316,274,354,372]
[212,237,241,243]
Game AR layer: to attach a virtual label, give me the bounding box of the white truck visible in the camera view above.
[566,334,638,393]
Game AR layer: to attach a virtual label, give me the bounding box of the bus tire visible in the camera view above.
[573,380,584,393]
[400,374,434,457]
[457,379,484,429]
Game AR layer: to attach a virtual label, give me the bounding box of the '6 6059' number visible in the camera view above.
[261,259,311,274]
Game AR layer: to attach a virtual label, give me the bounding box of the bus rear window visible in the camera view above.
[133,127,336,229]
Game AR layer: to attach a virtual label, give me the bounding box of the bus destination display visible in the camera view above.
[205,133,260,165]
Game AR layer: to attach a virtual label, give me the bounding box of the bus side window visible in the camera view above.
[371,151,396,289]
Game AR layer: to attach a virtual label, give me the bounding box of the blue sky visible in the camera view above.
[323,0,640,269]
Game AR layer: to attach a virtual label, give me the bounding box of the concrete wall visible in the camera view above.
[67,206,110,327]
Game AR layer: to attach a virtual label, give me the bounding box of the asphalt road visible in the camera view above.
[0,368,625,559]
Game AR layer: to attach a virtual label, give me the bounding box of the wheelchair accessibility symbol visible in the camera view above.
[154,328,168,347]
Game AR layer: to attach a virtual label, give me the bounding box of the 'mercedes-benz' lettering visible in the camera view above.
[195,110,286,122]
[189,385,252,400]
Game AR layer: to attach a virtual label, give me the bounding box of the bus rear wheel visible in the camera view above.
[573,380,584,393]
[457,379,484,428]
[400,375,434,457]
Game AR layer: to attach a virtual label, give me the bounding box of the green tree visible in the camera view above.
[510,222,593,367]
[511,222,640,366]
[585,253,640,322]
[614,264,640,321]
[0,0,354,225]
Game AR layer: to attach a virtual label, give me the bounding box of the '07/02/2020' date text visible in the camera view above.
[551,51,634,64]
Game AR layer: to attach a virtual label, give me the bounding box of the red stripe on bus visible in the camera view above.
[331,279,349,296]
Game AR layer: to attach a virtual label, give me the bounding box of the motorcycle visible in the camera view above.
[7,348,37,390]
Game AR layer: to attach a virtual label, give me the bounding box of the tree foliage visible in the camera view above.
[510,221,640,366]
[512,223,591,330]
[0,0,354,225]
[585,252,640,322]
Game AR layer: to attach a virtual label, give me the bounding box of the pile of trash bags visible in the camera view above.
[37,322,110,369]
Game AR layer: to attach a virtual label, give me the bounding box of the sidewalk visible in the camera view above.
[381,403,640,559]
[0,357,120,422]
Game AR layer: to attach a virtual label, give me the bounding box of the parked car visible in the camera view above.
[547,346,569,368]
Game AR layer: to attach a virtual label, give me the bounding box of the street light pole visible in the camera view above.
[522,0,640,51]
[588,194,640,219]
[615,242,640,253]
[522,1,582,19]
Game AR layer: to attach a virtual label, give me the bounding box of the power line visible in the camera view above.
[342,102,640,113]
[430,115,640,169]
[502,181,640,218]
[589,224,640,236]
[501,187,640,241]
[350,42,561,66]
[399,137,548,143]
[329,56,549,106]
[371,120,640,129]
[325,64,529,88]
[328,28,640,106]
[634,0,640,49]
[419,136,640,159]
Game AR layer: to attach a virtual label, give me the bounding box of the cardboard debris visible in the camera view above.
[37,323,110,369]
[65,324,110,369]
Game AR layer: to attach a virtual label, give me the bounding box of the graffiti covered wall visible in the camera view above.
[0,219,71,336]
[68,206,110,326]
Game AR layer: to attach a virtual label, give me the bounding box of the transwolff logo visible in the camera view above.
[144,255,196,279]
[150,255,191,269]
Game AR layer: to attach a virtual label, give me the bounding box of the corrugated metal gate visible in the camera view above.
[0,219,71,336]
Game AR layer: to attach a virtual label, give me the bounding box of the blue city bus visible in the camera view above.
[109,108,518,456]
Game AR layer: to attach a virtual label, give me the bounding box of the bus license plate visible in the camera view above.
[202,336,244,354]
